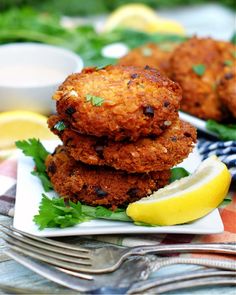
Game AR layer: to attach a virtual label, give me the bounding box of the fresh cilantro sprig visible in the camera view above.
[206,120,236,141]
[192,64,206,76]
[231,50,236,58]
[219,196,232,208]
[86,94,105,106]
[54,121,66,131]
[34,194,131,230]
[15,138,53,191]
[170,167,190,183]
[224,60,233,67]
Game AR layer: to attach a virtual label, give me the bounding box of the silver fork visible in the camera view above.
[1,224,235,274]
[1,225,236,278]
[4,248,236,294]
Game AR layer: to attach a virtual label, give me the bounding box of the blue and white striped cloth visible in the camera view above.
[198,140,236,181]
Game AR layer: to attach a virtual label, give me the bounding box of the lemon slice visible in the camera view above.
[103,4,185,35]
[0,111,56,150]
[146,19,185,35]
[126,156,231,226]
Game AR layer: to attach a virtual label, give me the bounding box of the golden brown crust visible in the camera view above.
[217,71,236,118]
[170,37,235,121]
[54,65,182,141]
[48,115,196,173]
[118,42,179,76]
[45,146,170,208]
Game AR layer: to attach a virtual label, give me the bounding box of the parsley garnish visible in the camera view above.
[224,60,233,67]
[34,194,92,229]
[231,50,236,59]
[15,139,53,191]
[206,120,236,141]
[231,32,236,45]
[54,121,66,131]
[170,167,190,183]
[134,221,156,227]
[192,64,206,76]
[34,194,131,229]
[220,196,232,208]
[96,64,110,70]
[86,94,104,106]
[142,47,152,56]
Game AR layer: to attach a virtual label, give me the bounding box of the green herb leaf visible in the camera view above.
[192,64,206,76]
[95,206,113,218]
[231,32,236,45]
[134,221,156,227]
[54,121,66,131]
[33,194,92,229]
[15,139,52,191]
[231,50,236,59]
[206,120,236,141]
[219,196,232,208]
[96,64,110,70]
[224,60,233,67]
[86,94,104,106]
[34,194,131,229]
[142,47,152,56]
[170,167,190,183]
[31,171,53,191]
[212,83,217,91]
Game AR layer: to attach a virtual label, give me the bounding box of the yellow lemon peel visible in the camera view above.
[127,156,231,225]
[104,4,185,35]
[0,110,56,150]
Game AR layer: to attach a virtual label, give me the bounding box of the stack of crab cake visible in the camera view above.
[119,37,236,121]
[46,65,196,209]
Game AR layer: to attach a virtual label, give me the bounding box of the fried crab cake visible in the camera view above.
[118,42,179,76]
[48,115,196,173]
[170,37,236,121]
[45,146,171,208]
[53,65,182,141]
[217,71,236,118]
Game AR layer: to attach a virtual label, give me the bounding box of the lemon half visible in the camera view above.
[0,111,56,150]
[126,156,231,226]
[104,4,185,35]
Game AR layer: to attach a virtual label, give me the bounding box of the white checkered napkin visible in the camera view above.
[0,175,16,216]
[198,140,236,181]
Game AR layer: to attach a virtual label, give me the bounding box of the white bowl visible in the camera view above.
[0,43,83,114]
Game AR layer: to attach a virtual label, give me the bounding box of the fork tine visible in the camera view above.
[4,249,95,292]
[7,243,96,273]
[0,224,89,252]
[2,235,92,266]
[0,227,90,259]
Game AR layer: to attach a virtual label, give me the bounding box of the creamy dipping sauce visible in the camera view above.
[0,64,66,87]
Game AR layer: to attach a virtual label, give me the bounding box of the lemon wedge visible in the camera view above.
[0,111,56,150]
[126,156,231,226]
[103,4,185,35]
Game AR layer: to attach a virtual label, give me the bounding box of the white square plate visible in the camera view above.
[13,141,224,237]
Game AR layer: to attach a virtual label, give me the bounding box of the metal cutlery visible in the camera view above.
[1,224,235,274]
[5,249,236,294]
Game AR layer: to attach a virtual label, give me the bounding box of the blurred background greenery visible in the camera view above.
[0,0,235,67]
[0,0,235,14]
